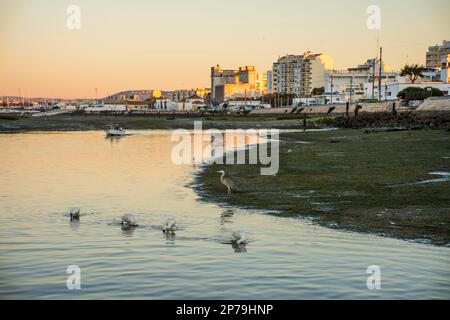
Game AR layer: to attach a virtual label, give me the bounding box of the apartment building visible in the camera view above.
[426,40,450,69]
[266,70,273,94]
[271,52,330,97]
[210,65,258,104]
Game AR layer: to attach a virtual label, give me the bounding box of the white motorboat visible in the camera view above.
[105,124,126,137]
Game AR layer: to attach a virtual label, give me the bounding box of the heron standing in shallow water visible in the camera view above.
[217,170,239,195]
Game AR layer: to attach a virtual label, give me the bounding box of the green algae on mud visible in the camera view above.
[196,129,450,246]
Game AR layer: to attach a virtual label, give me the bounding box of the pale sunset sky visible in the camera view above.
[0,0,449,98]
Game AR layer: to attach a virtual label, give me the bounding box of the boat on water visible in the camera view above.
[105,124,126,137]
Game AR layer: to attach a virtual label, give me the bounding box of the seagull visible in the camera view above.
[121,214,138,228]
[232,231,247,245]
[69,207,80,222]
[217,170,239,195]
[163,217,177,233]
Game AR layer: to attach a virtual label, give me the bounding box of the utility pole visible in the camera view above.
[378,47,383,101]
[349,76,353,105]
[244,89,247,109]
[371,59,376,100]
[330,73,334,105]
[385,82,388,102]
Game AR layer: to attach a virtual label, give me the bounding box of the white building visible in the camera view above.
[85,100,127,113]
[325,59,399,102]
[293,94,347,106]
[426,40,450,69]
[272,52,332,97]
[126,101,152,112]
[175,94,206,111]
[440,54,450,83]
[221,100,270,111]
[154,99,177,110]
[266,70,273,94]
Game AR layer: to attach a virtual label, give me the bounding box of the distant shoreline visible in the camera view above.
[1,111,450,134]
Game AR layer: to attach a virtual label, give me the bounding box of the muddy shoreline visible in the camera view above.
[320,111,450,130]
[195,129,450,247]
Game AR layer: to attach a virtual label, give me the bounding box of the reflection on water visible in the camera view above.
[0,131,449,299]
[220,209,235,225]
[163,231,177,244]
[232,243,247,254]
[121,226,137,237]
[69,221,80,232]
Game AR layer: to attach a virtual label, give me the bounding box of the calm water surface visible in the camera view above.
[0,131,449,299]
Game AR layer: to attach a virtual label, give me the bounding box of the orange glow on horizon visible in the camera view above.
[0,0,449,99]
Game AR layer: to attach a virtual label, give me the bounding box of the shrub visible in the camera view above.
[397,87,443,101]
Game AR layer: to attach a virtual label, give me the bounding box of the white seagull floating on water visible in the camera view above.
[232,231,247,245]
[121,214,138,228]
[163,217,177,233]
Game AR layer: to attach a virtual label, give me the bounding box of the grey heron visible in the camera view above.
[69,207,81,222]
[121,214,138,228]
[163,217,177,233]
[232,230,247,245]
[217,170,239,194]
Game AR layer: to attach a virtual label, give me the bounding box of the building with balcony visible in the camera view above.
[325,59,399,101]
[266,70,273,94]
[426,40,450,69]
[271,52,332,98]
[440,54,450,83]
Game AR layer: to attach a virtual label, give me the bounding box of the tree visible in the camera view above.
[397,87,443,101]
[400,64,426,84]
[312,87,325,96]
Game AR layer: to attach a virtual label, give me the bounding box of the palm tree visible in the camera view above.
[400,64,426,84]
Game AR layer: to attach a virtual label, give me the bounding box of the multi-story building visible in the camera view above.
[256,73,267,95]
[271,52,330,97]
[210,65,259,104]
[440,54,450,83]
[266,70,273,94]
[325,59,399,101]
[426,40,450,69]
